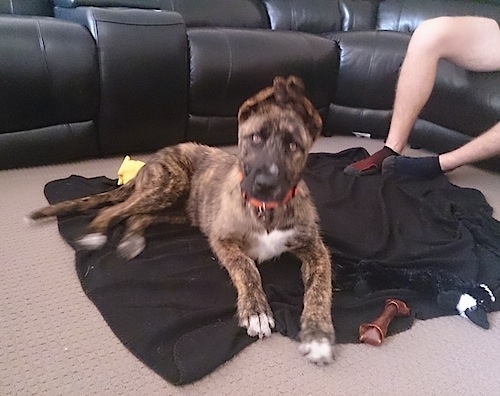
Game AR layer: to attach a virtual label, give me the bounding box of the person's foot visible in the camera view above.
[382,155,443,178]
[343,146,398,175]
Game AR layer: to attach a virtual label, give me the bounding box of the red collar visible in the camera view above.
[238,171,299,211]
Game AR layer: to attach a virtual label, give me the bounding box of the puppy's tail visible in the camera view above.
[29,182,134,220]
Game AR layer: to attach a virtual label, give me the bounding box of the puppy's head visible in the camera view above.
[237,76,322,205]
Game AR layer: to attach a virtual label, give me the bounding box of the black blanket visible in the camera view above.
[44,148,500,385]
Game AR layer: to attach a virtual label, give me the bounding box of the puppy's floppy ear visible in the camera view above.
[238,75,323,139]
[272,75,305,105]
[238,76,305,123]
[274,76,323,139]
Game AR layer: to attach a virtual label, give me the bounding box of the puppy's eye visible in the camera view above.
[289,141,298,152]
[251,134,262,144]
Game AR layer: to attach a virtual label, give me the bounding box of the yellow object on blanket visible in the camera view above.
[117,155,145,185]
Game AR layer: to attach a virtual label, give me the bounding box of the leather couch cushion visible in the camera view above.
[187,28,339,145]
[328,30,409,110]
[188,28,339,116]
[422,60,500,138]
[339,0,379,31]
[161,0,269,28]
[0,0,54,16]
[262,0,342,33]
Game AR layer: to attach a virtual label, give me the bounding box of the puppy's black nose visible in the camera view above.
[253,166,279,197]
[254,172,276,193]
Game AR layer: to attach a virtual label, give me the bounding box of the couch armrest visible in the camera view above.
[0,16,100,169]
[55,6,188,155]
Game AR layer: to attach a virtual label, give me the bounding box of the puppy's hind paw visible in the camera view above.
[117,234,146,260]
[77,233,107,250]
[241,313,275,339]
[299,338,334,366]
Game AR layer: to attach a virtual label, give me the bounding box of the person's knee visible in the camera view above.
[410,16,500,69]
[409,17,455,56]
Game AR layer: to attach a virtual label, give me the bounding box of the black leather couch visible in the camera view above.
[1,0,499,170]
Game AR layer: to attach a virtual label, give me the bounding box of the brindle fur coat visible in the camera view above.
[30,76,335,364]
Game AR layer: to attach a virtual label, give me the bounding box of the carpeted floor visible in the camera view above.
[2,136,500,395]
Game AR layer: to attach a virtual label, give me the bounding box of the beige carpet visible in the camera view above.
[2,136,499,395]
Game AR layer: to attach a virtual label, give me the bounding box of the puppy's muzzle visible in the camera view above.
[240,163,299,211]
[253,164,279,198]
[241,163,283,202]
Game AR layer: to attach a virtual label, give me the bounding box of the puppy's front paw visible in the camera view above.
[240,312,275,339]
[299,337,333,365]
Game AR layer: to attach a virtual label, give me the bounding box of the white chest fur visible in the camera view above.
[247,228,296,263]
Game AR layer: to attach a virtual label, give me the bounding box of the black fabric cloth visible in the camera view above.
[43,148,500,385]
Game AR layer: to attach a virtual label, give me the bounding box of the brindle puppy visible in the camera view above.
[29,76,335,364]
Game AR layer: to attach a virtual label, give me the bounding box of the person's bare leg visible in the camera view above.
[382,17,500,178]
[346,16,500,175]
[382,122,500,177]
[440,122,500,171]
[386,16,500,153]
